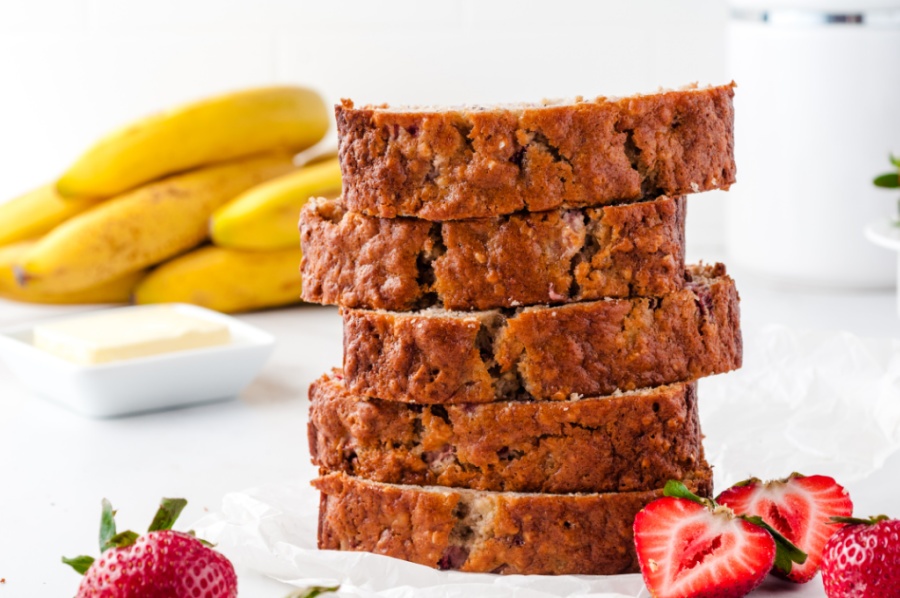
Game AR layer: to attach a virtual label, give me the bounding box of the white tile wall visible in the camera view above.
[0,0,729,248]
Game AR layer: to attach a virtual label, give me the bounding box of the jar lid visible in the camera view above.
[730,0,900,9]
[730,0,900,25]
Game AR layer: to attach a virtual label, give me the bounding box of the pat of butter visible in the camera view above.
[33,306,231,365]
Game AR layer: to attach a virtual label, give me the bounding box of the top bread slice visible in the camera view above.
[336,83,735,220]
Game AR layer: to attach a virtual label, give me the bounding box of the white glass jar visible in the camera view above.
[726,1,900,288]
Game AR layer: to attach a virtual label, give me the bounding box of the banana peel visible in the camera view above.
[18,153,297,294]
[0,241,141,304]
[0,184,102,247]
[210,157,341,251]
[303,149,338,166]
[134,245,302,314]
[57,85,328,199]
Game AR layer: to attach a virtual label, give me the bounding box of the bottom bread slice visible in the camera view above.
[309,370,705,494]
[314,468,713,575]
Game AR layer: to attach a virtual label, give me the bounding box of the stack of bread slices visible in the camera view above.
[301,83,741,576]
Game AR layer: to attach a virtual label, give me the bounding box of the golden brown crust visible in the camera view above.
[342,263,741,404]
[309,371,704,493]
[336,84,735,220]
[300,195,685,311]
[314,469,713,575]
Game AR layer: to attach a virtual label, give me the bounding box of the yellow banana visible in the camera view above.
[0,184,102,246]
[19,153,297,294]
[134,245,302,313]
[0,241,141,304]
[303,148,338,166]
[57,86,328,199]
[210,158,341,250]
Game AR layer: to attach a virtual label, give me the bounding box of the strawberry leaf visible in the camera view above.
[830,515,890,525]
[663,480,714,508]
[186,529,216,547]
[285,586,341,598]
[874,173,900,188]
[148,498,187,532]
[105,530,139,550]
[891,154,900,168]
[742,515,807,574]
[727,477,762,488]
[62,555,94,575]
[99,498,117,553]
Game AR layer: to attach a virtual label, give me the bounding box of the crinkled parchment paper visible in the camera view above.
[195,325,900,597]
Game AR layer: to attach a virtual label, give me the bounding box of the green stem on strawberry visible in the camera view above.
[742,515,808,573]
[64,497,195,577]
[106,530,139,549]
[663,480,714,508]
[98,499,140,552]
[148,498,187,532]
[284,585,341,598]
[186,529,216,548]
[830,515,891,526]
[65,496,237,597]
[99,498,117,553]
[664,480,808,574]
[61,555,95,575]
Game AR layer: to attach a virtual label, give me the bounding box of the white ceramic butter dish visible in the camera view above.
[0,303,275,418]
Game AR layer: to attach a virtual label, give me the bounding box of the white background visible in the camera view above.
[0,0,729,249]
[4,3,900,596]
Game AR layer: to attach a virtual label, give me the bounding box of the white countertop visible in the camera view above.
[2,257,900,597]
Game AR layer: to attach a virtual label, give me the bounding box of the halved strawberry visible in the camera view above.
[634,483,780,598]
[717,473,852,583]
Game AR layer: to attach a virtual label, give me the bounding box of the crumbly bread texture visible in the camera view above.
[336,84,735,221]
[300,195,685,311]
[314,469,713,575]
[309,370,705,494]
[343,263,741,404]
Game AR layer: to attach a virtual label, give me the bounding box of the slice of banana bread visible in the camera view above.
[314,468,713,575]
[300,195,685,311]
[336,83,735,220]
[342,263,740,404]
[309,370,704,494]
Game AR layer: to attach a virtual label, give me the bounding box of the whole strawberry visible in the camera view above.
[63,498,237,598]
[633,481,807,598]
[717,472,853,583]
[821,515,900,598]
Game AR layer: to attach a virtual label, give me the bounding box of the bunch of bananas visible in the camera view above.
[0,86,341,313]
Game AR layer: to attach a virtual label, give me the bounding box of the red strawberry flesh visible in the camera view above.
[634,497,776,598]
[717,474,852,583]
